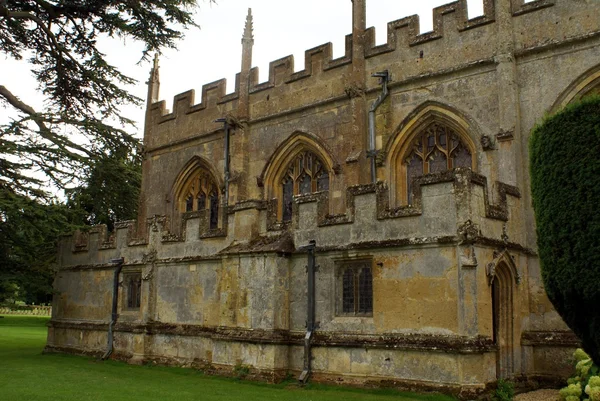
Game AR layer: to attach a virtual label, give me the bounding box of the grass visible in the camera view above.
[0,315,455,401]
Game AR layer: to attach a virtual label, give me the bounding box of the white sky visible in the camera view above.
[1,0,503,138]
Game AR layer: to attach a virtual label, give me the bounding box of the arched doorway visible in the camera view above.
[491,261,516,379]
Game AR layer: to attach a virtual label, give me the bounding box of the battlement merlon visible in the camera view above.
[139,0,600,151]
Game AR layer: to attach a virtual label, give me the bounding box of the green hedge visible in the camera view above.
[530,95,600,365]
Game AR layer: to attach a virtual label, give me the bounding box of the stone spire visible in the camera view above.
[242,8,254,46]
[146,53,160,107]
[241,8,254,71]
[239,8,254,121]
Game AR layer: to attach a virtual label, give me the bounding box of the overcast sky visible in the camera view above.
[2,0,494,137]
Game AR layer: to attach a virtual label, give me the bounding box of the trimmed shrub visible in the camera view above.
[529,95,600,364]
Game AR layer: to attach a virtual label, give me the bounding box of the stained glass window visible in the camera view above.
[403,123,472,203]
[280,151,330,222]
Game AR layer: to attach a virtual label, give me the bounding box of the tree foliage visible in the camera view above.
[0,0,204,196]
[0,189,76,303]
[67,146,141,231]
[0,0,210,302]
[529,95,600,365]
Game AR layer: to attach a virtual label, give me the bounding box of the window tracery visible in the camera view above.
[280,151,329,222]
[402,123,473,203]
[179,170,220,230]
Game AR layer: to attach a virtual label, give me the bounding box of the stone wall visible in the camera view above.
[47,0,599,398]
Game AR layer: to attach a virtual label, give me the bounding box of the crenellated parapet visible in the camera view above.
[141,0,593,151]
[70,216,171,252]
[62,171,524,274]
[149,75,240,125]
[365,0,494,58]
[274,167,520,227]
[250,35,353,93]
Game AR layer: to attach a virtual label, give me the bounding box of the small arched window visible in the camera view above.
[403,123,473,203]
[281,151,329,222]
[179,170,220,230]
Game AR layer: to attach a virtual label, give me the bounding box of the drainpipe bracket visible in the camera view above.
[366,150,379,158]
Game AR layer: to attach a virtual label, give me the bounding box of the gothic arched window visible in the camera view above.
[281,151,330,222]
[403,123,473,204]
[179,170,220,230]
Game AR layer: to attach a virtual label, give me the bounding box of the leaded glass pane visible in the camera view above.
[185,195,194,212]
[406,153,423,205]
[342,269,355,314]
[282,178,293,222]
[197,193,206,210]
[127,279,135,308]
[427,132,435,153]
[135,278,141,308]
[452,139,472,169]
[127,275,141,309]
[304,152,313,172]
[209,192,219,230]
[299,174,311,195]
[358,267,373,314]
[428,148,447,173]
[439,131,447,147]
[317,172,329,191]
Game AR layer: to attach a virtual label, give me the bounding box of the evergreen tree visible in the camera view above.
[0,0,208,196]
[530,95,600,365]
[66,146,142,231]
[0,0,211,302]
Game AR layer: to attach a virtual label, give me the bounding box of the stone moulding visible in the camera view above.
[67,169,521,257]
[47,322,584,355]
[47,319,496,354]
[521,331,581,347]
[60,234,534,271]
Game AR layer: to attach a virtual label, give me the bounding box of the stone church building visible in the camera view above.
[46,0,600,397]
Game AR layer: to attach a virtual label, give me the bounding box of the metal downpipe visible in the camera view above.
[103,257,124,360]
[298,240,317,384]
[216,118,231,212]
[368,70,390,184]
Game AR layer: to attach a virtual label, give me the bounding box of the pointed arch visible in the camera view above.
[551,64,600,113]
[486,250,520,287]
[172,156,222,229]
[261,131,338,221]
[385,101,479,205]
[486,250,520,379]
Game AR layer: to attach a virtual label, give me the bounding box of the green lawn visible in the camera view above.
[0,315,455,401]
